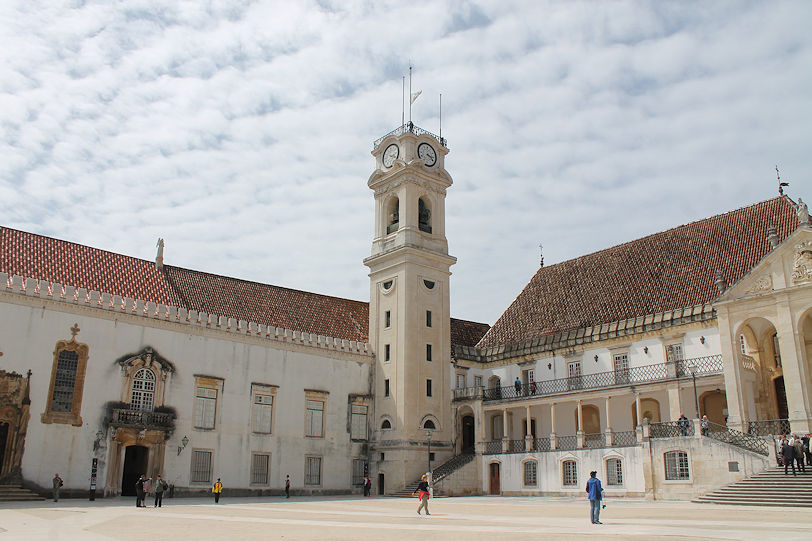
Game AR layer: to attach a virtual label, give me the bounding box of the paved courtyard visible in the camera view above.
[1,495,810,540]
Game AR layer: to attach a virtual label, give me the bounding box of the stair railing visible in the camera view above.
[703,421,769,456]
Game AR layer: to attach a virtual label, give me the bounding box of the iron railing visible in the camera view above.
[650,420,694,438]
[507,439,525,453]
[372,122,448,150]
[110,408,174,429]
[703,421,769,456]
[533,437,552,452]
[584,433,605,449]
[557,435,578,450]
[747,419,791,437]
[459,355,723,403]
[483,440,502,455]
[612,430,638,447]
[432,452,475,483]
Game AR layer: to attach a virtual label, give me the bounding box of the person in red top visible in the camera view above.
[413,474,430,515]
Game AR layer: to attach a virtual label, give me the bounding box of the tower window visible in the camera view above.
[385,311,391,328]
[426,379,432,397]
[426,344,432,362]
[384,344,391,362]
[386,196,400,234]
[384,379,390,397]
[418,197,432,233]
[426,310,432,327]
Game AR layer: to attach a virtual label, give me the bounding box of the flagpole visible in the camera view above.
[409,65,412,124]
[439,93,442,141]
[402,76,405,128]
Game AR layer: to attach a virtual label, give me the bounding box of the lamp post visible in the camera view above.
[426,430,432,474]
[688,366,700,419]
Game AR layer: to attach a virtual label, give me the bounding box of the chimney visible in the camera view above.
[155,238,165,270]
[767,223,780,249]
[714,269,727,295]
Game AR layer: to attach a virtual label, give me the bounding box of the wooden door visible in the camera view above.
[488,463,500,495]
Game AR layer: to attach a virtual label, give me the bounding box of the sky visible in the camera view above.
[1,1,811,325]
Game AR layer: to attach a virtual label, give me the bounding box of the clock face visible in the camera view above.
[418,143,437,167]
[382,144,399,168]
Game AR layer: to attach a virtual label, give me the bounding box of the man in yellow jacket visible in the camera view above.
[212,478,223,503]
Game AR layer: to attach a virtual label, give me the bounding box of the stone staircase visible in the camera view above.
[388,453,476,497]
[0,484,46,502]
[694,467,812,507]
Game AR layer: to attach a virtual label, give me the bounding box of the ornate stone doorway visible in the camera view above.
[121,445,148,497]
[0,370,31,484]
[461,415,475,452]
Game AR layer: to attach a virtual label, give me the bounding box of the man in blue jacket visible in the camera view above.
[586,470,604,524]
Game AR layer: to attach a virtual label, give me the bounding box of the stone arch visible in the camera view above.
[384,195,399,234]
[419,414,440,431]
[486,375,502,400]
[456,406,475,454]
[574,404,601,434]
[699,389,727,425]
[632,398,661,426]
[418,195,432,233]
[734,317,786,421]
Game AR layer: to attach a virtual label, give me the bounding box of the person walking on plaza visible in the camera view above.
[285,474,290,498]
[52,473,63,502]
[135,474,147,507]
[792,436,806,473]
[586,470,604,524]
[212,478,223,503]
[413,474,430,515]
[364,476,372,497]
[153,475,168,507]
[781,439,797,476]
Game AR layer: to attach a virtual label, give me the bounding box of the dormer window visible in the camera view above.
[418,197,432,233]
[386,196,400,234]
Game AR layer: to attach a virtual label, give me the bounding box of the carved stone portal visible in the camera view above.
[0,370,32,485]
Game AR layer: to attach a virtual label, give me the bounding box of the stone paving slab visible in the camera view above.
[0,496,810,540]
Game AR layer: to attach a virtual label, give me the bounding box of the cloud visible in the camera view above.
[0,0,811,325]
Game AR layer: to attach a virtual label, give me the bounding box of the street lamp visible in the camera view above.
[426,430,432,474]
[688,366,700,419]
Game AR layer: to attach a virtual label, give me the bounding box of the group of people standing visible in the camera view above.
[779,434,811,475]
[135,474,169,507]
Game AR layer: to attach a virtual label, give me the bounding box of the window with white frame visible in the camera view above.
[562,460,578,486]
[456,374,466,389]
[351,404,368,440]
[305,399,325,438]
[251,386,274,434]
[613,352,629,384]
[131,368,155,411]
[524,460,538,487]
[305,456,322,485]
[190,449,212,483]
[606,458,623,485]
[664,451,690,480]
[352,459,365,486]
[194,378,220,429]
[474,375,483,388]
[567,361,582,390]
[251,453,270,485]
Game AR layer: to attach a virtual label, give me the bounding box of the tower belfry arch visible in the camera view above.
[365,123,455,493]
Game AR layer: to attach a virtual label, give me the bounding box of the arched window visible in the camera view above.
[562,460,578,486]
[386,196,399,234]
[523,460,538,487]
[418,197,432,233]
[131,368,156,411]
[606,458,623,485]
[381,419,392,430]
[423,420,436,430]
[664,451,689,480]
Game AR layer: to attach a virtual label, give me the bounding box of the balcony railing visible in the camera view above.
[584,433,605,449]
[612,430,637,447]
[455,355,723,403]
[483,440,503,455]
[747,419,791,437]
[533,437,551,451]
[110,408,174,430]
[650,420,694,438]
[372,122,447,150]
[704,421,769,456]
[557,435,578,450]
[507,439,525,453]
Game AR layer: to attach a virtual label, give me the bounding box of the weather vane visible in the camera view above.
[777,165,789,195]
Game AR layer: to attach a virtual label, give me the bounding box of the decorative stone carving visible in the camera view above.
[796,197,809,225]
[792,240,812,285]
[0,370,31,484]
[745,274,773,294]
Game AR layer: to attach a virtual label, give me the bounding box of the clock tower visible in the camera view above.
[365,123,456,493]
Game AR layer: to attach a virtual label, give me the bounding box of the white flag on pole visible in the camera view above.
[410,90,422,104]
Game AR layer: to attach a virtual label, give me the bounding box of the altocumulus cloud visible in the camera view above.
[0,0,811,324]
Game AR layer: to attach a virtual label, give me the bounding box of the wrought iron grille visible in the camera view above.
[557,435,578,450]
[533,437,551,452]
[584,433,605,449]
[372,123,447,150]
[479,355,723,402]
[747,419,791,436]
[508,439,525,453]
[703,421,769,456]
[612,430,638,447]
[483,440,502,455]
[110,408,173,429]
[650,420,694,438]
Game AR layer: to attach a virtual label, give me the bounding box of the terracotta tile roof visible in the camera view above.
[450,318,490,347]
[477,196,800,349]
[0,226,488,347]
